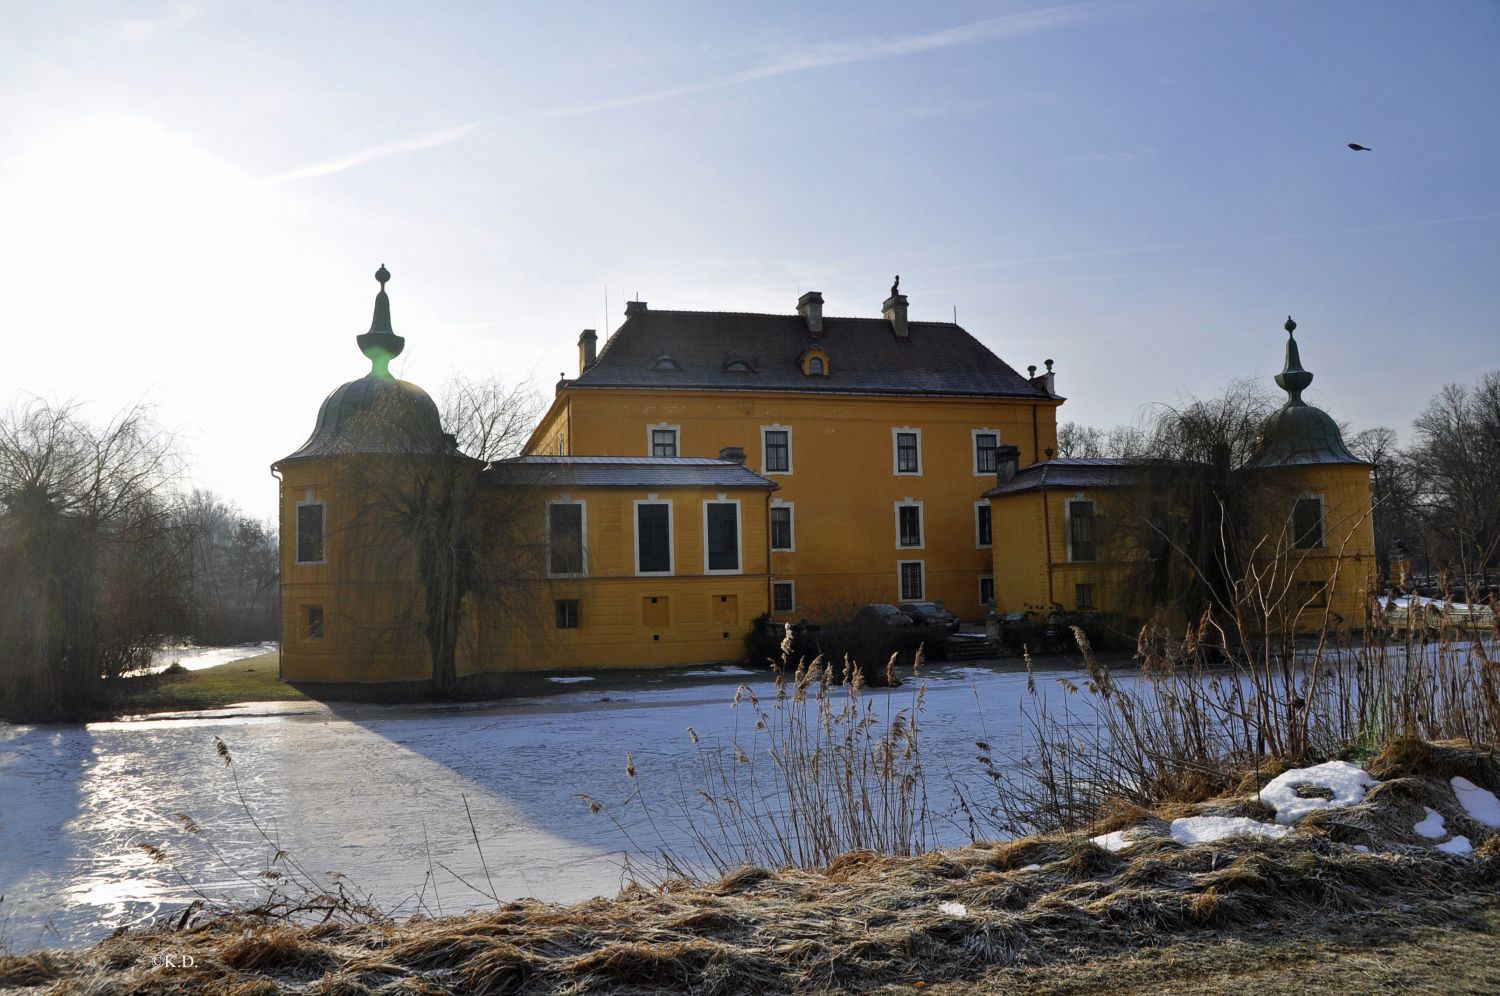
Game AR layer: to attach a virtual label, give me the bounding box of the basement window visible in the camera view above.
[555,599,580,629]
[305,605,324,640]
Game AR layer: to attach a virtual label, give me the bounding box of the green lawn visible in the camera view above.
[120,651,307,713]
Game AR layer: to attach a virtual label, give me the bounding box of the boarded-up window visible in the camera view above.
[637,503,671,573]
[1068,500,1097,562]
[549,503,584,575]
[296,503,324,564]
[642,595,669,627]
[706,502,739,572]
[1293,497,1325,549]
[713,594,738,624]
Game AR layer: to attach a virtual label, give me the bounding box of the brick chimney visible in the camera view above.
[882,276,909,339]
[578,329,597,375]
[625,300,648,317]
[718,446,746,465]
[797,291,824,335]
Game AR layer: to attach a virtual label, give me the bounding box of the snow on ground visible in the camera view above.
[1259,760,1380,825]
[938,902,968,917]
[1437,835,1474,856]
[1451,776,1500,828]
[152,642,278,673]
[546,676,595,684]
[1413,807,1447,839]
[1169,815,1292,845]
[1089,829,1146,852]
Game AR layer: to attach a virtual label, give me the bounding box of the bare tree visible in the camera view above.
[333,378,543,696]
[0,400,195,719]
[1406,371,1500,583]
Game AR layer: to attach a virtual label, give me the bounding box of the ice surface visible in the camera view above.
[546,676,595,684]
[1260,760,1380,824]
[938,901,968,917]
[1413,807,1447,839]
[1451,776,1500,828]
[151,641,278,673]
[1169,815,1292,845]
[1437,835,1474,856]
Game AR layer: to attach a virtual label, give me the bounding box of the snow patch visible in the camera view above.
[1018,863,1042,872]
[1260,760,1380,825]
[547,676,595,684]
[1437,835,1474,856]
[1413,807,1447,840]
[1089,829,1146,852]
[1169,815,1293,845]
[1451,776,1500,828]
[938,901,968,917]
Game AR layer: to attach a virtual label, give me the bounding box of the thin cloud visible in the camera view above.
[264,120,487,184]
[546,2,1102,117]
[266,2,1105,182]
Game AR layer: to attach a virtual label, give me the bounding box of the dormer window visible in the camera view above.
[799,346,831,377]
[650,355,682,371]
[722,356,755,373]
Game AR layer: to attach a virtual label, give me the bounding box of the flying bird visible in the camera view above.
[1348,143,1372,152]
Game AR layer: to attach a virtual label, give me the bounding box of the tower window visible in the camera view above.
[296,502,325,565]
[1293,497,1325,549]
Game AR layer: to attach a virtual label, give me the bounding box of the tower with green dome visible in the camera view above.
[1245,316,1376,627]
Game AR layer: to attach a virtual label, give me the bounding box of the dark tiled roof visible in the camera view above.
[571,308,1051,398]
[485,456,779,490]
[984,458,1142,497]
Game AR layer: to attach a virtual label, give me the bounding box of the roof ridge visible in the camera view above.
[631,308,959,326]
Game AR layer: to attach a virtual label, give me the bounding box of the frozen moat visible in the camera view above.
[0,661,1089,952]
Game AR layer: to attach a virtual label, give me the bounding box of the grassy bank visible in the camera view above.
[117,651,306,713]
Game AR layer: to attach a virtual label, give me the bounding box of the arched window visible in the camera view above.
[809,357,824,375]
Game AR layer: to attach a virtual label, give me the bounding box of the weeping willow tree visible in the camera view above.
[0,400,195,719]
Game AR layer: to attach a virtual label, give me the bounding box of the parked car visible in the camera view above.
[899,601,960,633]
[855,603,916,627]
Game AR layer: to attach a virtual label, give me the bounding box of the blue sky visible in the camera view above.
[1,1,1496,518]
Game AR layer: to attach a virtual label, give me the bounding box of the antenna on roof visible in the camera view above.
[953,305,957,324]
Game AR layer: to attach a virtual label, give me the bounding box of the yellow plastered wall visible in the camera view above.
[275,460,433,683]
[532,388,1061,621]
[1249,463,1377,628]
[478,483,772,670]
[991,488,1135,616]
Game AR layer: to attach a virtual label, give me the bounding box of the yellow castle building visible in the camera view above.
[274,271,1373,688]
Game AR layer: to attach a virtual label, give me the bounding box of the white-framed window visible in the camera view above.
[546,500,586,577]
[975,501,993,548]
[972,429,1000,475]
[761,424,793,475]
[898,560,925,601]
[770,501,795,551]
[979,576,995,606]
[892,427,923,475]
[633,498,674,575]
[772,580,795,613]
[647,423,680,457]
[703,500,742,574]
[295,500,326,565]
[1066,497,1098,563]
[1292,494,1326,549]
[895,500,924,549]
